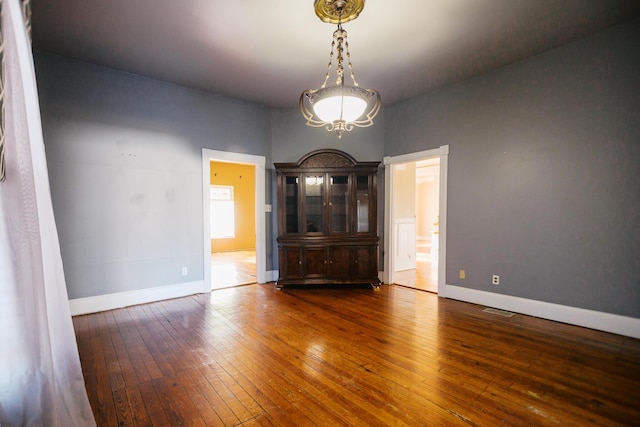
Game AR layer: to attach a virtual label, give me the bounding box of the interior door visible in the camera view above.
[394,218,416,271]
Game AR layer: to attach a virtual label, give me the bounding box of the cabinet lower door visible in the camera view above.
[304,248,326,278]
[327,246,351,279]
[354,246,378,280]
[280,247,302,279]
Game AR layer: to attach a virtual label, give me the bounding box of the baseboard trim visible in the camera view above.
[266,270,278,283]
[69,280,205,316]
[441,284,640,339]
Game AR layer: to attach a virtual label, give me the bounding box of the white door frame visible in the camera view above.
[383,145,449,293]
[202,149,266,292]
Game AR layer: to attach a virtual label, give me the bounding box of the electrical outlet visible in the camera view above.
[459,269,466,279]
[492,275,500,285]
[182,267,188,276]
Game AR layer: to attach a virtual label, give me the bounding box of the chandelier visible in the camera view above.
[300,0,381,139]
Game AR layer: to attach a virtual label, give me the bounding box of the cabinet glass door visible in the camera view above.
[356,175,370,232]
[304,175,324,233]
[284,175,299,233]
[329,175,349,233]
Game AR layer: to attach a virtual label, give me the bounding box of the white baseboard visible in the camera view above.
[266,270,278,283]
[441,284,640,340]
[70,272,280,316]
[69,280,205,316]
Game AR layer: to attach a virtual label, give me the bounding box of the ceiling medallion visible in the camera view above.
[301,0,381,139]
[314,0,365,24]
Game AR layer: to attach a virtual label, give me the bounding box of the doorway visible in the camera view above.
[209,161,256,289]
[384,146,448,293]
[202,149,266,292]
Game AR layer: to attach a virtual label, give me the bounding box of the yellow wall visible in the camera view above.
[210,161,256,253]
[393,162,416,219]
[416,180,437,238]
[416,163,440,240]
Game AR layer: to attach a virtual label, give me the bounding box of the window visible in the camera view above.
[210,185,235,238]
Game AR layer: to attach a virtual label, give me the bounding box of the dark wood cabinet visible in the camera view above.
[275,149,380,289]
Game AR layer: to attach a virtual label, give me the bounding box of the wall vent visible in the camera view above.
[483,307,515,318]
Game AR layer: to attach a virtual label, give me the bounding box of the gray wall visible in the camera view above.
[35,53,271,299]
[384,20,640,317]
[269,107,385,164]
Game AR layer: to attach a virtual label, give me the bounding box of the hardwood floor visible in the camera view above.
[74,284,640,426]
[211,251,257,290]
[393,239,437,293]
[393,258,437,293]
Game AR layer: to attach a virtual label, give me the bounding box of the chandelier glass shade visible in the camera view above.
[309,85,368,123]
[300,0,381,139]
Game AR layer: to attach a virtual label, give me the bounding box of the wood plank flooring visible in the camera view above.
[393,258,437,293]
[73,284,640,426]
[211,251,257,290]
[393,240,437,293]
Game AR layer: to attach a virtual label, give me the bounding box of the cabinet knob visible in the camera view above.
[355,259,358,263]
[299,261,302,265]
[324,260,327,264]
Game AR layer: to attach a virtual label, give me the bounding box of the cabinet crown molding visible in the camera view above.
[299,149,357,168]
[275,149,380,170]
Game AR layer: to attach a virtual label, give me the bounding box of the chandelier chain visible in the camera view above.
[344,40,359,87]
[335,30,344,86]
[334,14,345,86]
[320,40,335,89]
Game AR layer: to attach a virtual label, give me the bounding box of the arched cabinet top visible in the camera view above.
[274,149,379,170]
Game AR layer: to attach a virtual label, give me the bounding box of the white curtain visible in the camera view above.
[0,0,96,425]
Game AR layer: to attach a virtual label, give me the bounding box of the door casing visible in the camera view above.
[383,145,449,293]
[202,149,266,291]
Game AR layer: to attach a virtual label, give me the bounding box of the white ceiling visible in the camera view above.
[32,0,640,109]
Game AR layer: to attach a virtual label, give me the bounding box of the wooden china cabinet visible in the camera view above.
[275,149,380,289]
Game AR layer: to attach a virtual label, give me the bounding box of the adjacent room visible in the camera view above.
[2,0,639,425]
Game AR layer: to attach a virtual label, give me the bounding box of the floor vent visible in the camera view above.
[483,307,515,317]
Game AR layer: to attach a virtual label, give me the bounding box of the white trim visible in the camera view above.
[437,153,448,294]
[69,281,204,316]
[383,163,392,283]
[266,270,279,283]
[383,145,449,166]
[383,145,449,293]
[440,284,640,339]
[202,149,267,292]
